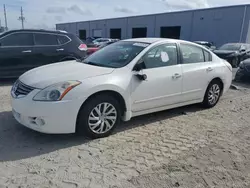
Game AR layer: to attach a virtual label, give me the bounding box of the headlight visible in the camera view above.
[33,81,81,101]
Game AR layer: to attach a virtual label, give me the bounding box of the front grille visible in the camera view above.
[12,80,35,97]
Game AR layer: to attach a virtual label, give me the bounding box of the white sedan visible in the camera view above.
[11,38,232,138]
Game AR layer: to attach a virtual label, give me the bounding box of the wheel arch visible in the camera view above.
[76,89,128,122]
[208,77,224,94]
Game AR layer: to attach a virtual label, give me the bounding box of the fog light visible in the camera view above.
[35,118,45,126]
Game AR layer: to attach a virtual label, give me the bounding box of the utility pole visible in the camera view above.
[3,4,8,31]
[18,6,25,29]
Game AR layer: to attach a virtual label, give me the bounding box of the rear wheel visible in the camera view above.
[76,94,121,139]
[202,80,222,108]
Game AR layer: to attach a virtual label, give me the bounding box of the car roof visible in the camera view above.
[1,29,68,35]
[123,38,179,44]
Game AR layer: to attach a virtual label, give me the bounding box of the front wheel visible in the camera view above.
[76,94,121,139]
[202,80,222,108]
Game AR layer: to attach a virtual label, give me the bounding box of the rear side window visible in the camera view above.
[0,33,33,47]
[203,50,212,61]
[180,43,205,64]
[58,35,70,45]
[34,33,59,45]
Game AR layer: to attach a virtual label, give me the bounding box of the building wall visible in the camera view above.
[155,11,193,39]
[56,4,250,46]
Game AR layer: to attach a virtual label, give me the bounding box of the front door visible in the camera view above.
[131,43,182,112]
[0,32,34,78]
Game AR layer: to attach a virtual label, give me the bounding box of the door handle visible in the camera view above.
[56,48,64,51]
[22,50,32,53]
[172,73,182,79]
[207,67,213,72]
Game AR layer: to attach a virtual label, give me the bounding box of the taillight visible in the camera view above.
[78,44,87,51]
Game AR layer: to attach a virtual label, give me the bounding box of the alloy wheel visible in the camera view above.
[208,84,221,105]
[88,102,117,134]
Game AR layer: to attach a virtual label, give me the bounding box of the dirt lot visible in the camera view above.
[1,81,250,188]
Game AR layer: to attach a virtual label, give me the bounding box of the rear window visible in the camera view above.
[58,35,70,45]
[34,33,59,45]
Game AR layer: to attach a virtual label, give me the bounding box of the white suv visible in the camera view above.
[11,38,233,138]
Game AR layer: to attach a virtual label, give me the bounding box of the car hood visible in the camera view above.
[213,50,238,55]
[19,60,114,88]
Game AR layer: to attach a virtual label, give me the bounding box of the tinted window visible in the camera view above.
[0,33,33,46]
[219,44,241,51]
[180,43,204,64]
[203,50,212,62]
[143,43,178,69]
[83,41,148,68]
[58,35,70,45]
[34,33,58,45]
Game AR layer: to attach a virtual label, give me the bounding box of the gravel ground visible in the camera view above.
[1,81,250,188]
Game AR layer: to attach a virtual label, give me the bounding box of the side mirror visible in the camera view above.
[135,72,147,81]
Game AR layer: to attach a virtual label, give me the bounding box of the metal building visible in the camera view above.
[56,4,250,47]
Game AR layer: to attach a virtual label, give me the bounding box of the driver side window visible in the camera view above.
[143,43,178,69]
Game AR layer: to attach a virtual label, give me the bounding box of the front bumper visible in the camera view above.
[11,89,84,134]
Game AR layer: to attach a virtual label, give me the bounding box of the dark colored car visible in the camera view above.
[235,58,250,82]
[0,29,87,78]
[213,43,250,68]
[194,41,216,51]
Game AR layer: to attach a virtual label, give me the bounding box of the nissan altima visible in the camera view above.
[11,38,233,138]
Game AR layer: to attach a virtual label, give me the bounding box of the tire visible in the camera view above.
[202,80,223,108]
[76,94,121,139]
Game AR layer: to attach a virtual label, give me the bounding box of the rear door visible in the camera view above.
[32,33,65,67]
[180,43,216,102]
[0,32,34,78]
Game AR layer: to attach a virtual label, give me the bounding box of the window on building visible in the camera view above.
[79,30,86,40]
[110,28,121,39]
[132,27,147,38]
[160,26,181,39]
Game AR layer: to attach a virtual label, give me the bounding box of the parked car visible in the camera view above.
[0,29,87,78]
[194,41,216,51]
[84,37,100,47]
[87,40,119,55]
[11,38,232,138]
[92,38,112,46]
[235,58,250,81]
[213,43,250,68]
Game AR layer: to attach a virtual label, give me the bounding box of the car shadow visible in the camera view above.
[0,104,204,162]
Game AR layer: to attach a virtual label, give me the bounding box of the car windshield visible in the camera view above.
[219,44,241,51]
[82,41,149,68]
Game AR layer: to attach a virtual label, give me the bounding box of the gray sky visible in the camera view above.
[0,0,249,29]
